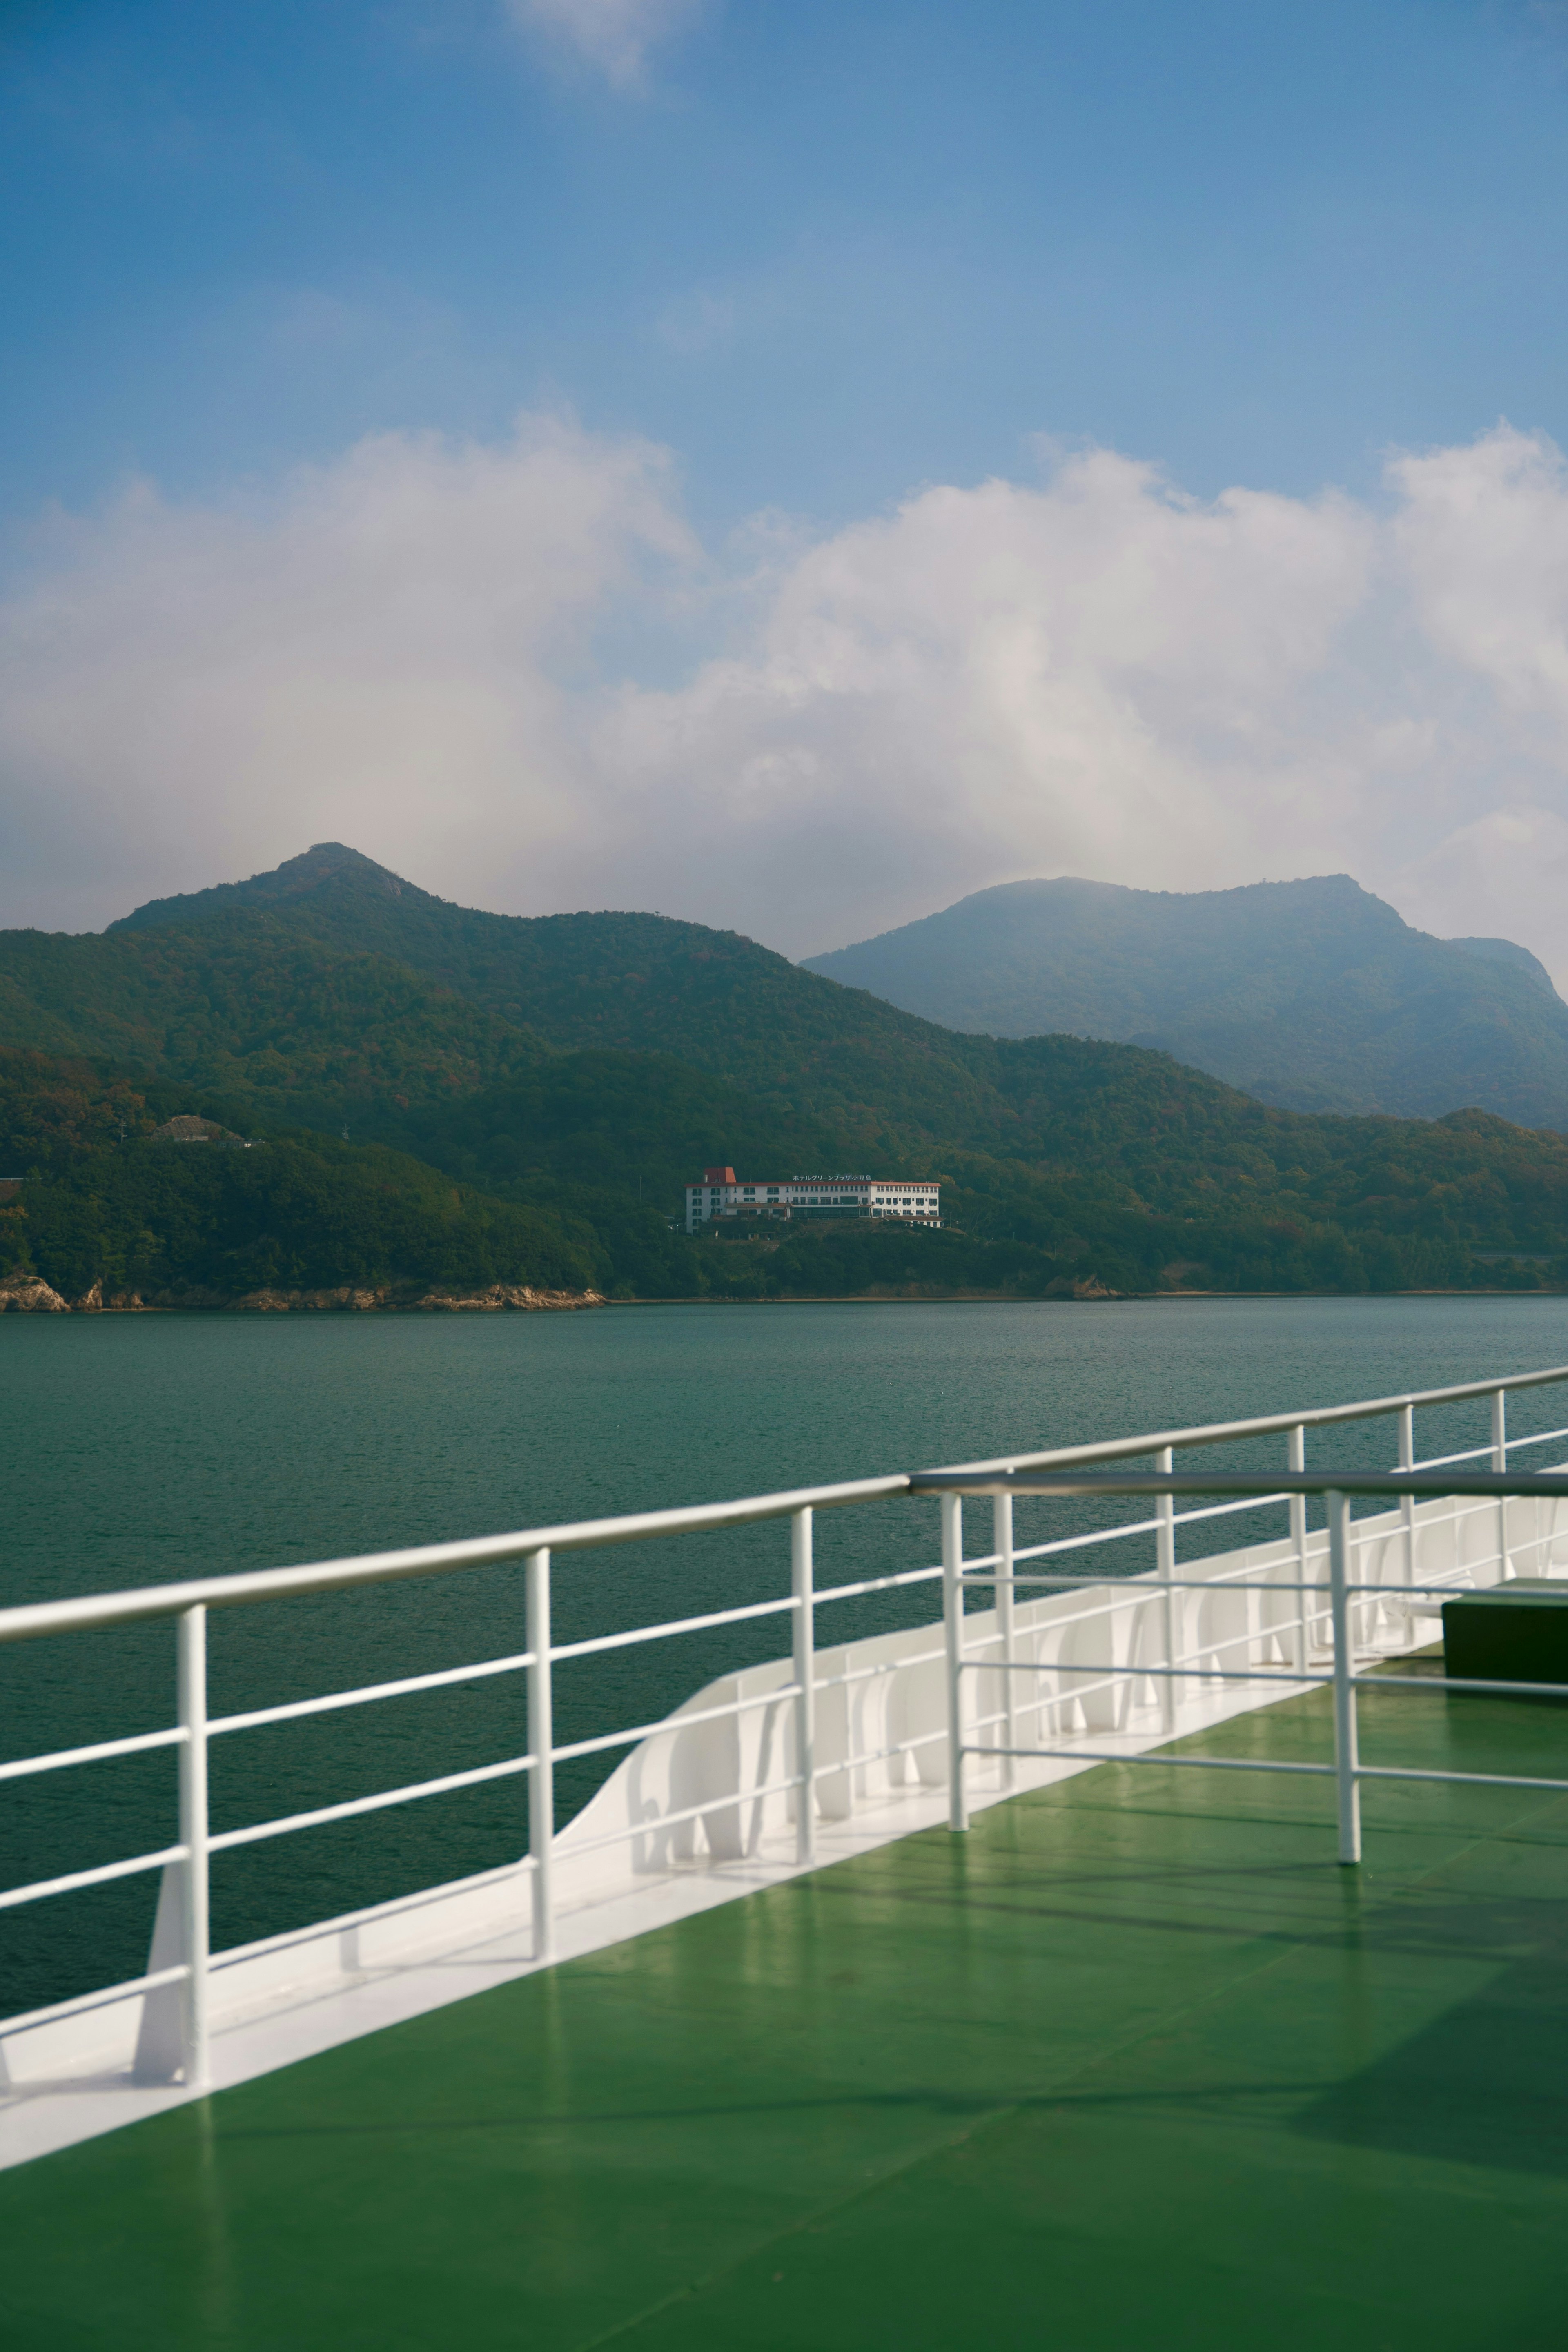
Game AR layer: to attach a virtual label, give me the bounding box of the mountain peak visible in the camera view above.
[109,843,422,933]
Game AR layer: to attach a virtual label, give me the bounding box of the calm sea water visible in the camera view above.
[8,1294,1568,2014]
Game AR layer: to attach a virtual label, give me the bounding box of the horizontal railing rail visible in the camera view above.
[912,1469,1568,1500]
[920,1463,1568,1853]
[0,1476,912,1648]
[7,1362,1568,2104]
[935,1361,1568,1474]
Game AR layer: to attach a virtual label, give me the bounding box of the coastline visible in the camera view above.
[0,1275,606,1315]
[5,1274,1565,1316]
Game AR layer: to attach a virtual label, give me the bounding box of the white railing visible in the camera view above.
[924,1461,1568,1857]
[5,1362,1568,2100]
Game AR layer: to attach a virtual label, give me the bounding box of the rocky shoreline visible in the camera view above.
[0,1273,605,1315]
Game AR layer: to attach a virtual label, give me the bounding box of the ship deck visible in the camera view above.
[7,1658,1568,2352]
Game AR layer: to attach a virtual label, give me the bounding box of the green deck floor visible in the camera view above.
[7,1667,1568,2350]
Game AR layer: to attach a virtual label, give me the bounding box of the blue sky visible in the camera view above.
[7,0,1566,531]
[7,2,1568,965]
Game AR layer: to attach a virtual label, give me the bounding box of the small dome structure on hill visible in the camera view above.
[148,1115,249,1145]
[149,1115,223,1142]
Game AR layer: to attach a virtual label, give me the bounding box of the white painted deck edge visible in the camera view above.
[4,1480,1563,2172]
[0,1675,1313,2172]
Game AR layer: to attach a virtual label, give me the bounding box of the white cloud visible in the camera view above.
[505,0,704,88]
[8,416,1568,985]
[0,414,694,931]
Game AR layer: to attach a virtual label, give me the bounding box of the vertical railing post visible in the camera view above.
[1327,1490,1361,1865]
[996,1488,1017,1788]
[791,1507,816,1864]
[1289,1424,1309,1673]
[1156,1447,1176,1733]
[1492,1388,1510,1581]
[942,1494,969,1832]
[526,1547,555,1963]
[1399,1402,1417,1607]
[177,1604,210,2091]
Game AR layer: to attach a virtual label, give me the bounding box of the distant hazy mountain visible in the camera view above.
[803,875,1568,1128]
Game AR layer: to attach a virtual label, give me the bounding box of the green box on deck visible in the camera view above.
[1443,1580,1568,1693]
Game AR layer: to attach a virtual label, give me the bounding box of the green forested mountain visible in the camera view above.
[6,844,1568,1301]
[107,841,1041,1142]
[0,1051,598,1303]
[804,874,1568,1127]
[0,914,547,1129]
[13,1039,1567,1306]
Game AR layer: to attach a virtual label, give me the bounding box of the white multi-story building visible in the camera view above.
[684,1167,940,1236]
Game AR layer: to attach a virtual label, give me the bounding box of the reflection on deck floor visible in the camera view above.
[6,1666,1568,2352]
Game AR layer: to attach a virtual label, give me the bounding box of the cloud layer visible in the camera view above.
[6,415,1568,978]
[506,0,703,88]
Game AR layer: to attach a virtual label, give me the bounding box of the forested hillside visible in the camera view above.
[6,844,1568,1301]
[0,916,547,1129]
[0,1052,598,1304]
[107,842,1061,1143]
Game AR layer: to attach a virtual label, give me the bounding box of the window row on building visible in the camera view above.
[684,1166,940,1234]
